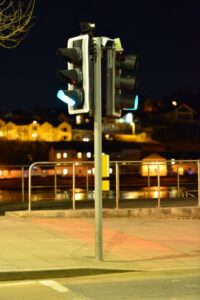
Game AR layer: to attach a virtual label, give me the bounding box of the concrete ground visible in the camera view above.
[0,208,200,281]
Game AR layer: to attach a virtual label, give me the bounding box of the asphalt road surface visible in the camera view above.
[0,269,199,300]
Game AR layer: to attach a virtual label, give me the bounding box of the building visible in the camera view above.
[0,119,72,142]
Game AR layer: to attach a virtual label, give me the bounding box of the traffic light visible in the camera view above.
[56,34,91,114]
[106,47,139,117]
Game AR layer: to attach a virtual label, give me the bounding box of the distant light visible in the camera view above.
[172,100,178,106]
[86,152,92,158]
[124,113,133,123]
[83,137,90,142]
[56,153,61,159]
[57,90,75,106]
[171,159,176,165]
[77,152,82,159]
[105,134,110,140]
[63,152,67,158]
[76,115,82,125]
[32,133,38,139]
[124,95,139,111]
[63,168,68,175]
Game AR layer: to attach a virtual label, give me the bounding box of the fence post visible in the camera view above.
[177,165,180,198]
[147,163,150,199]
[21,165,25,202]
[72,162,76,209]
[54,165,57,199]
[198,161,200,207]
[157,163,160,207]
[86,166,89,196]
[115,162,120,209]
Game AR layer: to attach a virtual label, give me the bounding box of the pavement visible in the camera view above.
[0,208,200,281]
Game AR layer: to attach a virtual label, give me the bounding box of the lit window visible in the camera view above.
[105,134,110,140]
[32,133,38,139]
[171,159,175,165]
[76,115,82,124]
[63,168,68,175]
[0,170,3,176]
[56,153,61,159]
[86,152,92,158]
[83,137,90,142]
[63,152,67,158]
[77,152,82,159]
[178,167,184,175]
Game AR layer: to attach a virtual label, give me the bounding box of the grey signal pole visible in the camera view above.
[94,37,103,261]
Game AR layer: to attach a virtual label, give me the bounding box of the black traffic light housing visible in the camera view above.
[106,46,139,117]
[56,34,91,114]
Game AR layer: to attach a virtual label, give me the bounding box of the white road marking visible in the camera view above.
[39,279,70,293]
[0,281,35,288]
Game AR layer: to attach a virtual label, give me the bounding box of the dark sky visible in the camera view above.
[0,1,199,111]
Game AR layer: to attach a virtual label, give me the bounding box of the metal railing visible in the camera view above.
[27,159,200,211]
[0,160,200,210]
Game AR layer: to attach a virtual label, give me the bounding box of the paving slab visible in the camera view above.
[0,212,200,280]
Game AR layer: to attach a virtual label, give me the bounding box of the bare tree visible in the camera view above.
[0,0,35,49]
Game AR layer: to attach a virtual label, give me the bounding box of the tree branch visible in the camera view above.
[0,0,35,48]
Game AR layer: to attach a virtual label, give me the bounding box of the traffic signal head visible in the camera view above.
[106,48,139,117]
[56,34,91,114]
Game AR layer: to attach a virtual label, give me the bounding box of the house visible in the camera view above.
[141,153,167,177]
[0,119,72,142]
[170,104,195,122]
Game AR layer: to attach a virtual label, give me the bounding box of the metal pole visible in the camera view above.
[94,37,103,261]
[28,163,34,211]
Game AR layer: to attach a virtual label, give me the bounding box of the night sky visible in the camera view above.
[0,1,199,111]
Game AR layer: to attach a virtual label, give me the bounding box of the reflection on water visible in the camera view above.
[0,186,184,203]
[0,190,26,203]
[120,186,183,200]
[142,186,183,199]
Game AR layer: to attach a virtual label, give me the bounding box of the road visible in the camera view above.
[0,269,199,299]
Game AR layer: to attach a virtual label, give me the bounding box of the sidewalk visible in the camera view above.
[0,210,200,280]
